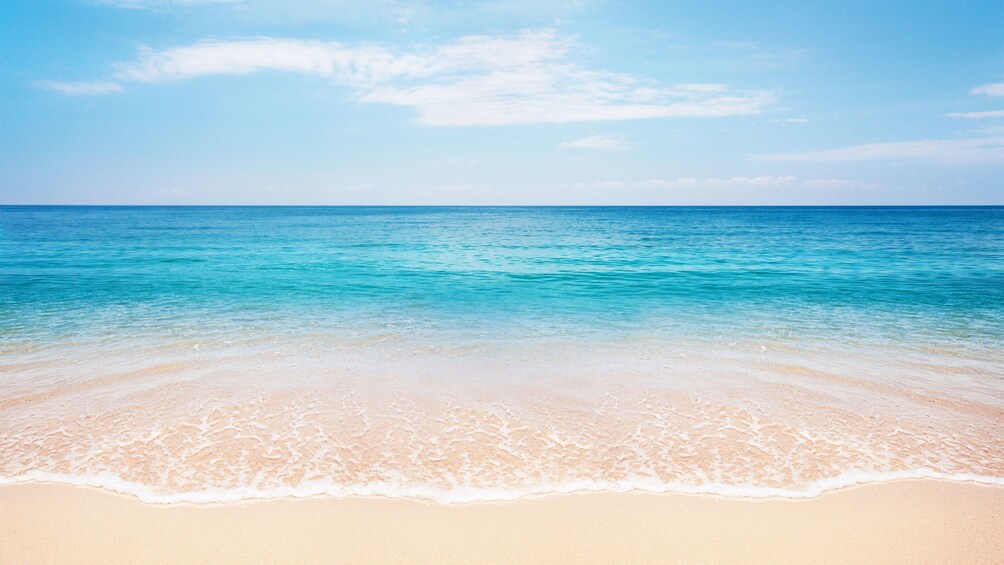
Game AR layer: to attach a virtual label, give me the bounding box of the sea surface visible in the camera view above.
[1,206,1002,503]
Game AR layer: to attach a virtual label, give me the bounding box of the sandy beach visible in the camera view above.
[6,0,1004,558]
[1,479,1001,564]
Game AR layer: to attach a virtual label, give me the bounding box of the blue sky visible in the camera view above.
[2,0,1002,204]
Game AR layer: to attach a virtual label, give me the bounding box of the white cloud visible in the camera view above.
[559,134,628,150]
[34,80,123,95]
[646,176,798,187]
[104,30,775,126]
[363,73,773,126]
[771,117,809,124]
[560,176,877,190]
[973,83,1004,97]
[751,137,1004,164]
[942,84,1004,120]
[105,34,442,83]
[946,110,1004,119]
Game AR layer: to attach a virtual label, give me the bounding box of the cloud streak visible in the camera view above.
[751,137,1004,164]
[559,134,628,150]
[946,110,1004,119]
[973,83,1004,97]
[34,80,123,95]
[85,30,775,126]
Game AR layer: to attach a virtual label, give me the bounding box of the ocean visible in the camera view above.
[1,206,1002,502]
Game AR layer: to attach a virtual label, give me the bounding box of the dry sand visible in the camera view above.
[1,479,1001,564]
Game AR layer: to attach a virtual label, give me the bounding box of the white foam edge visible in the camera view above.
[1,469,1003,505]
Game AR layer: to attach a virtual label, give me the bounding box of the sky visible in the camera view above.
[1,0,1002,205]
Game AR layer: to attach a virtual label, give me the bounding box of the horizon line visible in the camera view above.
[2,204,1003,208]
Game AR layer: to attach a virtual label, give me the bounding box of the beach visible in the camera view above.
[5,0,1004,560]
[2,479,1001,564]
[2,207,1003,562]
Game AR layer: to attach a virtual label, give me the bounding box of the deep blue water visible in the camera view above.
[2,206,1003,350]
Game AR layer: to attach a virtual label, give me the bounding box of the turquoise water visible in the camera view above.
[4,205,1002,348]
[2,206,1003,502]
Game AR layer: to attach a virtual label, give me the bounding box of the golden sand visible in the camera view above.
[1,479,1001,564]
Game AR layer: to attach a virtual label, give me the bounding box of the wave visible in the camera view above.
[3,469,1003,505]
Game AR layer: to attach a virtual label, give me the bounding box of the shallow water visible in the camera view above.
[2,206,1002,502]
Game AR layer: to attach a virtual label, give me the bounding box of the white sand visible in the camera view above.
[1,479,1002,564]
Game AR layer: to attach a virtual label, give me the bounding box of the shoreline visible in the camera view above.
[3,471,1004,506]
[3,479,1002,563]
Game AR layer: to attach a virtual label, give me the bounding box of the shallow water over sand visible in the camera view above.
[2,334,1001,502]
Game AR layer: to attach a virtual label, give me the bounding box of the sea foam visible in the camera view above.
[3,469,1003,505]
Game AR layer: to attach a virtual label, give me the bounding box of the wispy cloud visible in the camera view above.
[945,84,1004,120]
[973,82,1004,97]
[34,80,124,95]
[559,134,628,150]
[751,137,1004,164]
[558,176,875,190]
[84,30,776,125]
[946,110,1004,119]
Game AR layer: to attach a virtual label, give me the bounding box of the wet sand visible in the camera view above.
[1,479,1001,564]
